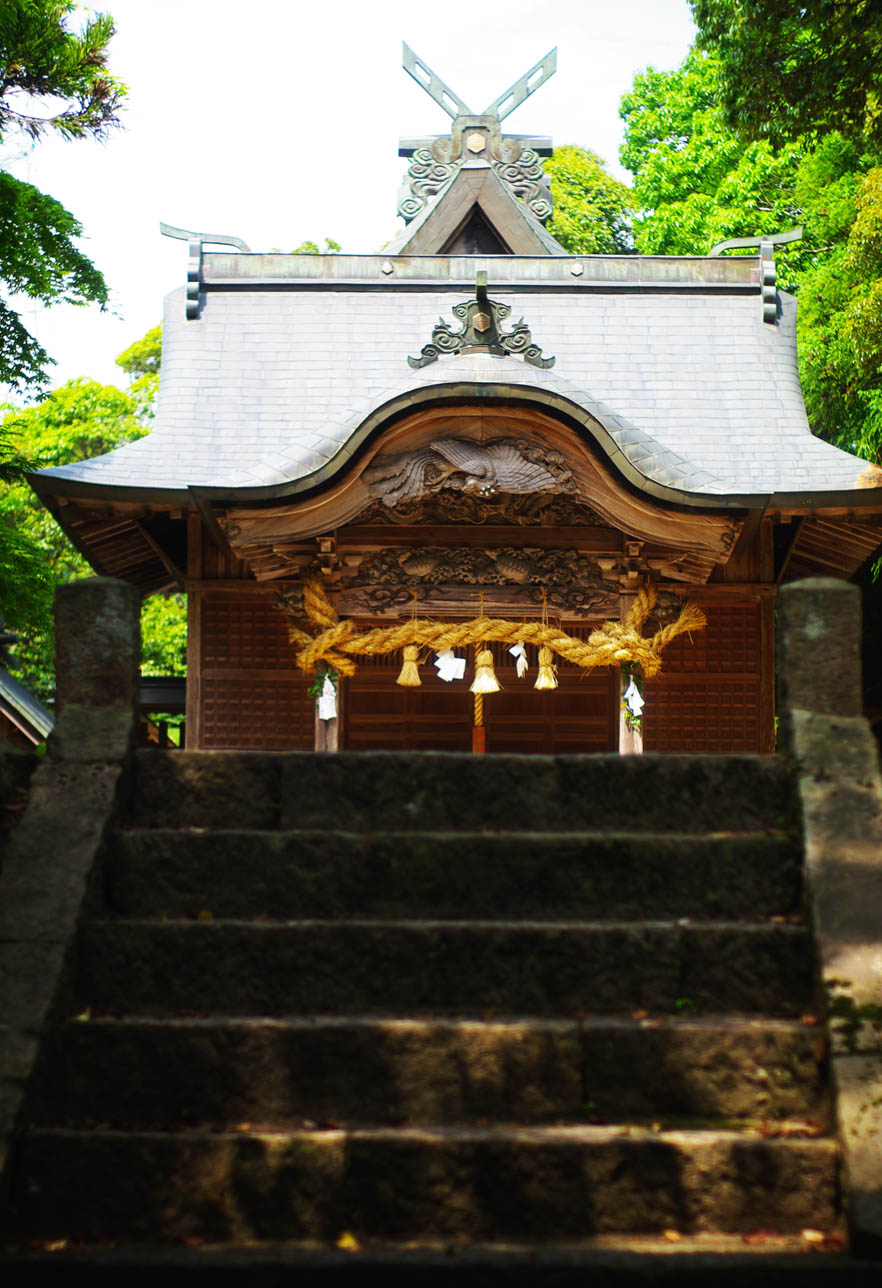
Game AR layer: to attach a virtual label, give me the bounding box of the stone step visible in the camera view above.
[1,1242,875,1288]
[52,1016,828,1129]
[131,750,796,835]
[78,920,813,1019]
[108,829,802,922]
[14,1125,839,1245]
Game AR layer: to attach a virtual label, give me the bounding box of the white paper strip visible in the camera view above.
[623,677,645,717]
[317,675,338,721]
[509,642,528,679]
[434,649,466,682]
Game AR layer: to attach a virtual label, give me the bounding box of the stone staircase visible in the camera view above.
[4,748,856,1275]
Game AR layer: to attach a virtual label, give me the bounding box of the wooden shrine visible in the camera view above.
[30,46,882,754]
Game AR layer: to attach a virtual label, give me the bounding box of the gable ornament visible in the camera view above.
[408,272,555,370]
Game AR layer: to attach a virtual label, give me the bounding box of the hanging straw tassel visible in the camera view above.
[396,644,422,687]
[534,644,558,691]
[470,648,501,694]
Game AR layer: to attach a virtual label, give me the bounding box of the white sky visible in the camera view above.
[4,0,696,397]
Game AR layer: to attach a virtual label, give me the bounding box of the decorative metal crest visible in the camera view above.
[398,44,556,225]
[408,273,554,370]
[490,148,552,224]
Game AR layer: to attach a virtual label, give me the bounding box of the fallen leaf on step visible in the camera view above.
[801,1014,819,1026]
[762,1119,822,1139]
[662,1229,681,1242]
[631,1010,649,1021]
[742,1230,780,1246]
[801,1228,825,1244]
[336,1231,363,1252]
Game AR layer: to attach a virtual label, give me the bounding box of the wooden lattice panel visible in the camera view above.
[655,602,761,675]
[202,597,298,669]
[201,674,313,750]
[198,595,313,750]
[644,677,762,753]
[645,602,768,753]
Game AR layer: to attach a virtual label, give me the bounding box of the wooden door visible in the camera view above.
[343,637,617,753]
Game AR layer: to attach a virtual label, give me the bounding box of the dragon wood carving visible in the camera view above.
[353,491,607,527]
[337,546,615,615]
[363,437,576,508]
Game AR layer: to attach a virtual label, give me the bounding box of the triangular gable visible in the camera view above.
[389,163,566,256]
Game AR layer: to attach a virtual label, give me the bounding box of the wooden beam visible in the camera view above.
[134,520,185,590]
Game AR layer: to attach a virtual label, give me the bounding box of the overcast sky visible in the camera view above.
[4,0,696,397]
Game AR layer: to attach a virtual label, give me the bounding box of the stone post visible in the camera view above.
[778,577,882,1251]
[0,578,139,1207]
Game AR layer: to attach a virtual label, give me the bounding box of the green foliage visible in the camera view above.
[0,172,110,389]
[544,146,633,254]
[0,375,148,696]
[0,2,124,391]
[620,49,804,279]
[115,324,161,416]
[797,162,882,459]
[141,593,187,678]
[0,324,189,700]
[0,1,125,142]
[691,0,882,149]
[292,238,341,254]
[620,47,882,464]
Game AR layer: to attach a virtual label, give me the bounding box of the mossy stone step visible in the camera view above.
[131,751,797,835]
[14,1126,839,1245]
[78,919,814,1019]
[51,1015,828,1129]
[108,829,802,921]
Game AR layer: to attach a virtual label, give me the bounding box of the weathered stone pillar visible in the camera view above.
[778,577,882,1251]
[0,578,139,1204]
[778,576,863,721]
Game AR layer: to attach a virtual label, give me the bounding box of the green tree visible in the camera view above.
[619,48,804,279]
[796,147,882,459]
[116,324,161,417]
[292,238,341,254]
[691,0,882,150]
[0,326,189,702]
[0,373,147,695]
[544,146,633,254]
[0,2,125,390]
[619,47,881,462]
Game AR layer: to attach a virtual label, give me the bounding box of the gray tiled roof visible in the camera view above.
[36,262,874,503]
[0,668,54,740]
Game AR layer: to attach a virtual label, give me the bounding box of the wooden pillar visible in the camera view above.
[618,668,644,755]
[184,513,203,750]
[313,662,341,752]
[617,590,643,755]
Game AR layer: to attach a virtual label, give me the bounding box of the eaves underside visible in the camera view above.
[30,468,882,519]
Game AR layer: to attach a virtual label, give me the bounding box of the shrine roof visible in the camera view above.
[32,251,880,510]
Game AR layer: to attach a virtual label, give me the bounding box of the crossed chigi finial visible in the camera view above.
[402,42,557,123]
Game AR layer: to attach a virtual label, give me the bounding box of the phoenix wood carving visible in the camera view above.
[363,437,576,507]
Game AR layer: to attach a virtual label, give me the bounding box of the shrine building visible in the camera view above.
[30,46,882,755]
